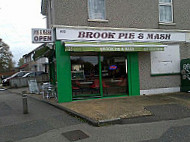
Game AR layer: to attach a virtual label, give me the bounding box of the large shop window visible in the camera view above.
[159,0,173,23]
[151,44,180,75]
[88,0,106,20]
[101,53,128,96]
[71,53,128,99]
[71,55,100,99]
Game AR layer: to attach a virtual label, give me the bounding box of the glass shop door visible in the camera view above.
[101,53,128,97]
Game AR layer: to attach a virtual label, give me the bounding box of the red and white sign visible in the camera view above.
[56,27,187,42]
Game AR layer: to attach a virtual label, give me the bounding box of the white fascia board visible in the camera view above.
[52,25,190,33]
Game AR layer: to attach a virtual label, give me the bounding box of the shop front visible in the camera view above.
[54,26,170,103]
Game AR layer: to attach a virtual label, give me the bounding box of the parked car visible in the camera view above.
[2,71,29,86]
[22,71,48,78]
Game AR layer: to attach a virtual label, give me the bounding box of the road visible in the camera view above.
[0,89,190,142]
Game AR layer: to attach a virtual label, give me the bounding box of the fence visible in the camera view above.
[10,74,49,88]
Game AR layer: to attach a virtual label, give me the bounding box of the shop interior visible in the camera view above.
[70,52,129,100]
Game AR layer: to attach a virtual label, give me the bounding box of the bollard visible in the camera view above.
[22,94,28,114]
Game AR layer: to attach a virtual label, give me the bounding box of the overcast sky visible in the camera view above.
[0,0,46,65]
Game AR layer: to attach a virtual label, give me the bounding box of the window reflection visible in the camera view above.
[71,56,100,99]
[70,53,128,99]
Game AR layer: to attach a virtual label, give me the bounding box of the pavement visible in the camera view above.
[7,87,190,126]
[0,88,83,142]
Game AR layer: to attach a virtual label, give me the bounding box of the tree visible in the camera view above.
[0,38,14,72]
[18,57,24,67]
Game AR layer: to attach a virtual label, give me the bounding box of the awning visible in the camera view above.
[33,44,55,61]
[64,41,166,52]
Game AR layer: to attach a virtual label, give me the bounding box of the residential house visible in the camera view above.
[22,45,49,72]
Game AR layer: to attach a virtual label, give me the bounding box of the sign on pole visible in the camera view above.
[32,28,54,43]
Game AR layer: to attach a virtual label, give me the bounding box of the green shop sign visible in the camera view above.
[64,42,165,52]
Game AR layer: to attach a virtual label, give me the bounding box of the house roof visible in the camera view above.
[19,63,29,69]
[41,0,48,15]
